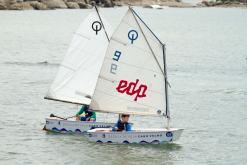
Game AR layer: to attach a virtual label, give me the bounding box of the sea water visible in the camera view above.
[0,7,246,165]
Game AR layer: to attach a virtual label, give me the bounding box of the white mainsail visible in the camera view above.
[90,8,168,116]
[45,7,112,105]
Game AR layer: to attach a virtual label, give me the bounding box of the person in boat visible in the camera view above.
[112,114,132,132]
[75,105,96,122]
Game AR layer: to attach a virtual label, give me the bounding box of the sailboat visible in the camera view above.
[43,7,115,133]
[86,7,183,144]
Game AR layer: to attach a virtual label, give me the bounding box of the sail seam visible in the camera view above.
[74,32,91,40]
[94,89,165,111]
[104,57,163,75]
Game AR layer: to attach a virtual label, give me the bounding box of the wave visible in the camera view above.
[3,61,59,67]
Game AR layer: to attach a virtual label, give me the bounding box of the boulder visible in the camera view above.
[103,0,113,7]
[78,1,88,8]
[42,0,67,9]
[8,0,17,5]
[30,1,47,9]
[0,4,7,10]
[90,0,95,6]
[66,1,80,8]
[0,0,6,9]
[9,2,33,9]
[215,0,223,5]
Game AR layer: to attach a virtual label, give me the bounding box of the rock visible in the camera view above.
[78,2,87,8]
[42,0,67,9]
[0,4,7,10]
[103,0,113,7]
[202,0,214,6]
[0,0,7,9]
[215,0,223,5]
[90,0,95,6]
[8,0,17,5]
[9,2,33,10]
[66,1,80,8]
[30,1,47,9]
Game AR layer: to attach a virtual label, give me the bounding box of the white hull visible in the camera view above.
[44,118,115,134]
[87,128,183,144]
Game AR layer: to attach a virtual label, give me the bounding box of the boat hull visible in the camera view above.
[44,118,115,134]
[86,128,183,144]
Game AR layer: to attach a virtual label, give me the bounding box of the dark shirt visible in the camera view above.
[112,120,131,131]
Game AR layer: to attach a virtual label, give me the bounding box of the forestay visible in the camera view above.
[90,8,167,116]
[45,8,112,105]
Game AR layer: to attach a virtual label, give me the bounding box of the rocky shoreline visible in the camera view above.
[0,0,192,10]
[0,0,246,10]
[198,0,247,8]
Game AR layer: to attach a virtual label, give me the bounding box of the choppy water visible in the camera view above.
[0,7,247,165]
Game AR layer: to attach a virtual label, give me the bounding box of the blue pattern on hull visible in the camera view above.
[140,141,148,144]
[75,129,81,133]
[151,140,160,144]
[94,140,166,144]
[52,127,60,132]
[123,141,130,144]
[49,127,84,134]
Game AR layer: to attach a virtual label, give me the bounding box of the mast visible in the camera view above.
[90,7,170,117]
[94,6,110,42]
[162,44,170,129]
[131,7,171,127]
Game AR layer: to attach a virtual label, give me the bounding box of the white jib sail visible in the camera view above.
[45,8,112,105]
[90,8,167,116]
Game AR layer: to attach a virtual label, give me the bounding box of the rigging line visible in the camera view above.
[130,7,164,76]
[131,8,164,46]
[94,6,110,42]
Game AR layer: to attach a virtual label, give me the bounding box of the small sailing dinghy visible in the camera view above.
[43,7,115,133]
[86,7,183,144]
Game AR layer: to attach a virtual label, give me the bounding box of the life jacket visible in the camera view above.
[84,109,93,118]
[116,120,129,131]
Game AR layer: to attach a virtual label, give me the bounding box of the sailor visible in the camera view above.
[112,114,132,132]
[76,105,96,122]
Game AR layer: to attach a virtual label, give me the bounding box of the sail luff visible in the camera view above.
[95,6,110,42]
[130,7,164,76]
[130,7,164,45]
[162,44,170,118]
